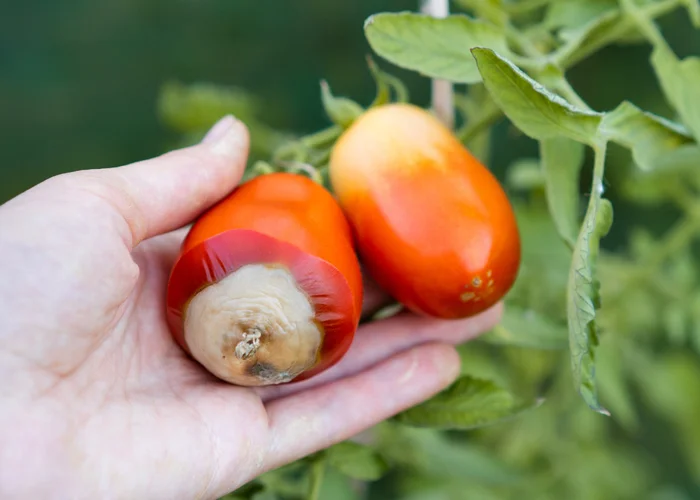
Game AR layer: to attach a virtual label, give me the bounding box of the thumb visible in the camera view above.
[68,115,249,249]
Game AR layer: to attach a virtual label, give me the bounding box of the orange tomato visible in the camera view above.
[167,172,363,385]
[329,103,520,319]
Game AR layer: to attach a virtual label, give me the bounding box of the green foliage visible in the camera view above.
[471,47,603,144]
[364,12,510,83]
[598,101,692,170]
[651,45,700,140]
[325,441,389,481]
[161,1,700,499]
[567,163,613,413]
[319,81,364,129]
[157,80,291,164]
[481,305,568,349]
[394,375,542,429]
[539,136,585,247]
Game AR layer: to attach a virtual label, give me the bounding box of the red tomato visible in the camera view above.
[329,103,520,319]
[166,172,363,386]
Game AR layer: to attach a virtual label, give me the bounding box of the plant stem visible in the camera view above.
[592,141,608,200]
[555,0,681,68]
[506,23,542,59]
[620,0,669,48]
[307,457,326,500]
[457,104,503,143]
[301,125,342,149]
[421,0,455,129]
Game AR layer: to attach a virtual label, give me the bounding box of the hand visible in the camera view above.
[0,116,502,500]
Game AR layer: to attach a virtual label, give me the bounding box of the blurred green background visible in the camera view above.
[1,0,697,214]
[0,0,433,202]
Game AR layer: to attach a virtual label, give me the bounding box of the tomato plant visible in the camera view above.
[155,0,700,498]
[167,172,363,386]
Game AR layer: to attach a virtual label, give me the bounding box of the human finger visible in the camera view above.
[256,302,502,401]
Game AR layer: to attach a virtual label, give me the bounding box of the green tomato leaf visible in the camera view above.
[683,0,700,27]
[326,441,390,481]
[552,9,623,68]
[320,80,364,129]
[377,424,521,485]
[255,462,309,498]
[620,145,700,205]
[394,375,542,429]
[457,343,511,388]
[364,12,509,84]
[655,144,700,174]
[540,137,585,248]
[545,0,617,30]
[481,305,569,349]
[651,45,700,141]
[317,468,362,500]
[597,338,639,432]
[251,491,278,500]
[471,48,602,144]
[453,0,509,27]
[567,143,613,413]
[157,81,259,132]
[599,101,692,171]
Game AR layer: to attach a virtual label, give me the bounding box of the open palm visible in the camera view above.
[0,117,501,500]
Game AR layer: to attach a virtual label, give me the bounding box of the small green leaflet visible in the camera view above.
[552,9,622,68]
[366,56,409,107]
[599,100,692,171]
[157,80,259,132]
[651,45,700,142]
[394,375,541,429]
[364,12,509,84]
[567,142,613,413]
[545,0,617,31]
[482,305,569,350]
[320,80,364,129]
[620,145,700,205]
[453,0,508,27]
[540,137,585,248]
[325,441,389,481]
[471,48,602,145]
[683,0,700,27]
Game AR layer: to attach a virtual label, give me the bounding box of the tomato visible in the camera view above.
[329,103,520,319]
[166,172,363,386]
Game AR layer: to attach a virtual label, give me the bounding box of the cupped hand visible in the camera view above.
[0,116,502,500]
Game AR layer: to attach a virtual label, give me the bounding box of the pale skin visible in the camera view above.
[0,115,502,500]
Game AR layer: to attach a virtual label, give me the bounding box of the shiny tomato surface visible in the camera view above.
[167,172,363,382]
[329,103,521,319]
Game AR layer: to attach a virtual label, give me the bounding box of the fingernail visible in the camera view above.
[202,115,236,145]
[207,117,249,160]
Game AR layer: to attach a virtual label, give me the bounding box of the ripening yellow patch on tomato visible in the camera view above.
[329,103,521,319]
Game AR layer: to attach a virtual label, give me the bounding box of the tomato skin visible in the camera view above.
[329,103,520,319]
[166,172,363,383]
